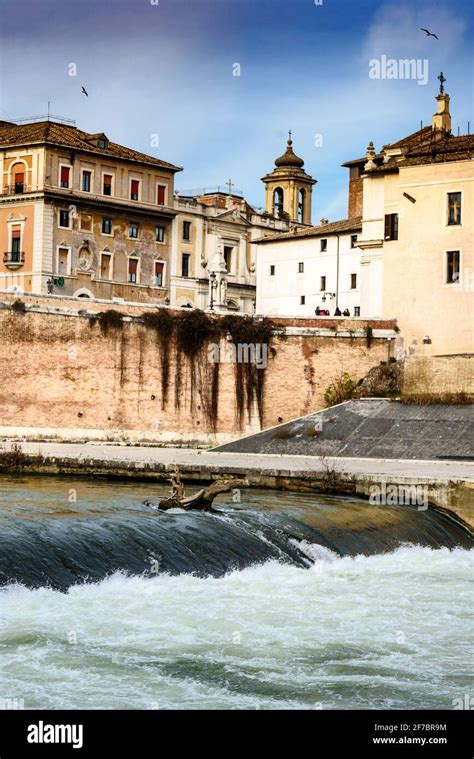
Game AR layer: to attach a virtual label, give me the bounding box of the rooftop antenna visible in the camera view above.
[468,121,471,135]
[47,101,51,121]
[457,126,460,136]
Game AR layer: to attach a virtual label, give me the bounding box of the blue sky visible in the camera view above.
[1,0,472,219]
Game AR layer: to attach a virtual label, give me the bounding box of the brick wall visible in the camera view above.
[0,293,396,444]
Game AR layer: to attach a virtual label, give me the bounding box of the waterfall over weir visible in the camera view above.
[0,477,470,590]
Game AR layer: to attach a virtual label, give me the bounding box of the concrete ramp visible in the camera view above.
[213,399,473,460]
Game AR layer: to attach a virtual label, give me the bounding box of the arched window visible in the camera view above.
[11,161,26,194]
[298,189,306,223]
[273,187,284,219]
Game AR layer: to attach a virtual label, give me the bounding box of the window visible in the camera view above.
[270,265,275,276]
[320,275,326,291]
[130,179,140,201]
[82,171,92,192]
[156,226,165,243]
[102,217,112,235]
[103,174,112,196]
[182,221,192,241]
[100,253,112,280]
[300,295,305,305]
[350,234,358,248]
[181,253,190,277]
[80,214,92,232]
[298,262,304,273]
[447,192,461,225]
[98,138,107,149]
[351,273,357,289]
[129,223,139,239]
[128,258,138,283]
[59,209,70,228]
[223,245,233,272]
[11,228,21,261]
[155,261,164,287]
[12,164,25,193]
[320,239,327,252]
[384,213,399,241]
[60,166,70,188]
[58,247,70,275]
[354,306,360,317]
[298,189,306,224]
[273,188,284,219]
[446,251,460,283]
[157,185,166,205]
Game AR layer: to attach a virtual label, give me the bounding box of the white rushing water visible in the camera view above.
[1,546,472,710]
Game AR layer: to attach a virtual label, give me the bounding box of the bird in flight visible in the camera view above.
[420,28,439,39]
[81,86,89,96]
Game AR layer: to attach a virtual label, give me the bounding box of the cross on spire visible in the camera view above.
[226,178,234,195]
[438,71,446,94]
[288,128,292,143]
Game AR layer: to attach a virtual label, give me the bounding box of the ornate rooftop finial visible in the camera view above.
[438,71,446,95]
[364,141,377,171]
[288,129,293,144]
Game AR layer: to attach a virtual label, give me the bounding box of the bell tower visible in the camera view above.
[261,131,317,225]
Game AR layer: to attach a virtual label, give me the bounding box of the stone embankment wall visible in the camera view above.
[0,292,396,445]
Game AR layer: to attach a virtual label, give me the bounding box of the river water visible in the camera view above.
[0,476,472,710]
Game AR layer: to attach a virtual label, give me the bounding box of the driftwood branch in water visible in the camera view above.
[158,478,250,512]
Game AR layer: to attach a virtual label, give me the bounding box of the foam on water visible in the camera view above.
[1,546,472,710]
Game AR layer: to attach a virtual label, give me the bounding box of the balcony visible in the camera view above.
[3,251,25,270]
[2,183,32,195]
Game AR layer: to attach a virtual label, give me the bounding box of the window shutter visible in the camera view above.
[12,228,21,238]
[155,262,164,275]
[129,259,137,274]
[384,215,390,239]
[393,214,398,240]
[157,185,166,205]
[15,172,25,183]
[131,180,139,196]
[61,167,70,183]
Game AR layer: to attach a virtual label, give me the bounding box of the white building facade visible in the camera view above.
[255,218,362,317]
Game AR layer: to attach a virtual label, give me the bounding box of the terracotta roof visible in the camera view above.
[255,216,362,243]
[343,128,474,171]
[0,120,182,172]
[383,125,432,150]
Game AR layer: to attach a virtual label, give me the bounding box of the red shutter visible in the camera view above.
[15,172,25,183]
[131,180,139,197]
[61,166,70,184]
[155,262,164,275]
[129,259,137,274]
[157,185,166,205]
[12,228,21,238]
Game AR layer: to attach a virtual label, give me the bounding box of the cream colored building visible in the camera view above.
[348,86,474,356]
[170,189,288,312]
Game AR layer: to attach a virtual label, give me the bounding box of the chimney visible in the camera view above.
[432,93,451,134]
